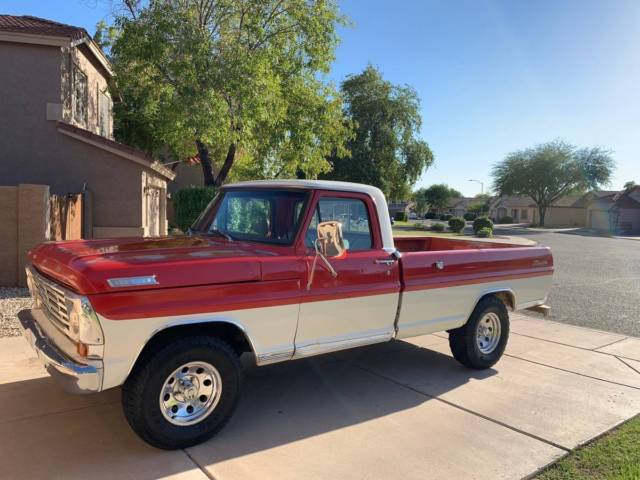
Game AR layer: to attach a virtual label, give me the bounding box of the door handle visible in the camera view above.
[434,261,445,270]
[374,258,396,266]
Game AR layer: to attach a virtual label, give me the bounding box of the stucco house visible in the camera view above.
[445,197,476,217]
[489,196,538,223]
[387,200,413,218]
[585,187,640,233]
[488,194,587,226]
[0,15,175,238]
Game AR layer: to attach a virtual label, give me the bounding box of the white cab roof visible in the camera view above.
[225,180,396,252]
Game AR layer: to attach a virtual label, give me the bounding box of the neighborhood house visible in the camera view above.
[488,190,640,232]
[0,15,175,285]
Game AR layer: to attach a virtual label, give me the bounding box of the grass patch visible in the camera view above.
[537,415,640,480]
[392,220,415,228]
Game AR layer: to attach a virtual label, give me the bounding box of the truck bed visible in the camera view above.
[393,235,553,338]
[394,235,532,252]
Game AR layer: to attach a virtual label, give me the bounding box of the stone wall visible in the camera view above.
[0,184,50,287]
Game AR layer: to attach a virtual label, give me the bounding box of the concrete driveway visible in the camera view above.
[1,313,640,480]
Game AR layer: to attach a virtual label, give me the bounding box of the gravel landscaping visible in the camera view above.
[0,287,32,338]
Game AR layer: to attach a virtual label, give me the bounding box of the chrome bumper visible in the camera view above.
[18,309,103,394]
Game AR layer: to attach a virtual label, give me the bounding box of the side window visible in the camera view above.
[72,65,88,126]
[98,90,111,137]
[305,197,372,251]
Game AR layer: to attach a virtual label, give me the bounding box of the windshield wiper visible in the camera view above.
[207,227,234,241]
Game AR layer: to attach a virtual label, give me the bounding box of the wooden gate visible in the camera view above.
[50,193,83,241]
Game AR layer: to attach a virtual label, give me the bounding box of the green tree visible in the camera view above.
[323,65,434,198]
[624,180,636,190]
[414,184,461,213]
[492,140,614,226]
[467,193,491,214]
[412,189,430,215]
[104,0,350,186]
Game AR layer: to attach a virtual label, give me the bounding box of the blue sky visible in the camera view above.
[4,0,638,196]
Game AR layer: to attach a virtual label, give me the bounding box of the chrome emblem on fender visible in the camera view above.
[107,275,159,288]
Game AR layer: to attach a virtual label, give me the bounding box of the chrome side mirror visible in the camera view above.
[306,221,344,290]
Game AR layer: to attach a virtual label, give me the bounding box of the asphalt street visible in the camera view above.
[493,227,640,337]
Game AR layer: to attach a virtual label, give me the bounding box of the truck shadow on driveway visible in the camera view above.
[189,339,497,466]
[0,340,496,479]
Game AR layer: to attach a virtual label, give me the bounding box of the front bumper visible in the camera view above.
[18,309,103,394]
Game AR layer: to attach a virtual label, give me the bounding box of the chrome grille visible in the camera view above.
[30,271,71,334]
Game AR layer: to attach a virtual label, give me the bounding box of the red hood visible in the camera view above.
[28,235,284,294]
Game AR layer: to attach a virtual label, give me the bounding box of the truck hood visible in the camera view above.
[28,235,279,294]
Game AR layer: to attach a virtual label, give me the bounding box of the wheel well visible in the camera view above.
[488,291,515,310]
[135,322,254,367]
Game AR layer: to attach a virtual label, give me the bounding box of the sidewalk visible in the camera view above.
[1,313,639,480]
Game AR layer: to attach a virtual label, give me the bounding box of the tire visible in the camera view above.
[122,336,243,450]
[449,295,509,369]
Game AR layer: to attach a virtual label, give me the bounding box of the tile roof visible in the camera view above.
[448,197,477,208]
[0,15,87,40]
[56,122,175,181]
[492,195,537,208]
[550,193,589,208]
[590,190,618,198]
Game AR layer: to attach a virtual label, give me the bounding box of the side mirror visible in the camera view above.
[315,221,345,258]
[307,221,343,290]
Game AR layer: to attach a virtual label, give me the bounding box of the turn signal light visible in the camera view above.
[76,342,88,358]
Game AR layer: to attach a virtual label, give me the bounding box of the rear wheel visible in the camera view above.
[122,336,242,449]
[449,296,509,369]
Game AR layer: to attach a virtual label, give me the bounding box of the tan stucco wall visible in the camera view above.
[0,187,19,286]
[588,208,611,231]
[0,184,50,286]
[616,208,640,232]
[545,207,586,227]
[0,41,61,146]
[169,162,205,195]
[490,206,537,223]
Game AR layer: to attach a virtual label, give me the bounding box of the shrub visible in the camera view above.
[439,213,452,221]
[395,211,408,222]
[430,223,445,232]
[497,215,514,224]
[476,227,493,238]
[424,212,436,219]
[463,212,476,221]
[412,222,427,230]
[448,216,466,233]
[473,216,493,233]
[173,186,217,232]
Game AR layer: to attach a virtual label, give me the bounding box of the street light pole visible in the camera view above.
[468,179,484,194]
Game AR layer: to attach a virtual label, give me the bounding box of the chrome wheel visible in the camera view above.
[159,361,222,426]
[476,312,502,354]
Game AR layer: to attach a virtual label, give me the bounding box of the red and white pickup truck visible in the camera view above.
[19,180,553,449]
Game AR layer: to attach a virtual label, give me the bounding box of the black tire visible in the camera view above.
[449,296,509,369]
[122,336,243,450]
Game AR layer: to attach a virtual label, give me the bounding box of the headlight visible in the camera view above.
[67,297,104,345]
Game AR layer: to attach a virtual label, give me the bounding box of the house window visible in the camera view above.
[521,209,528,220]
[98,90,111,137]
[72,65,88,126]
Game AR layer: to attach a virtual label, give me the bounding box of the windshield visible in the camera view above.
[191,189,309,245]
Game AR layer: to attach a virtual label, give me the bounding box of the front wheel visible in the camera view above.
[449,296,509,369]
[122,336,243,449]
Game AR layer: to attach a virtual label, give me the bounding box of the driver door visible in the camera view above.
[294,192,401,358]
